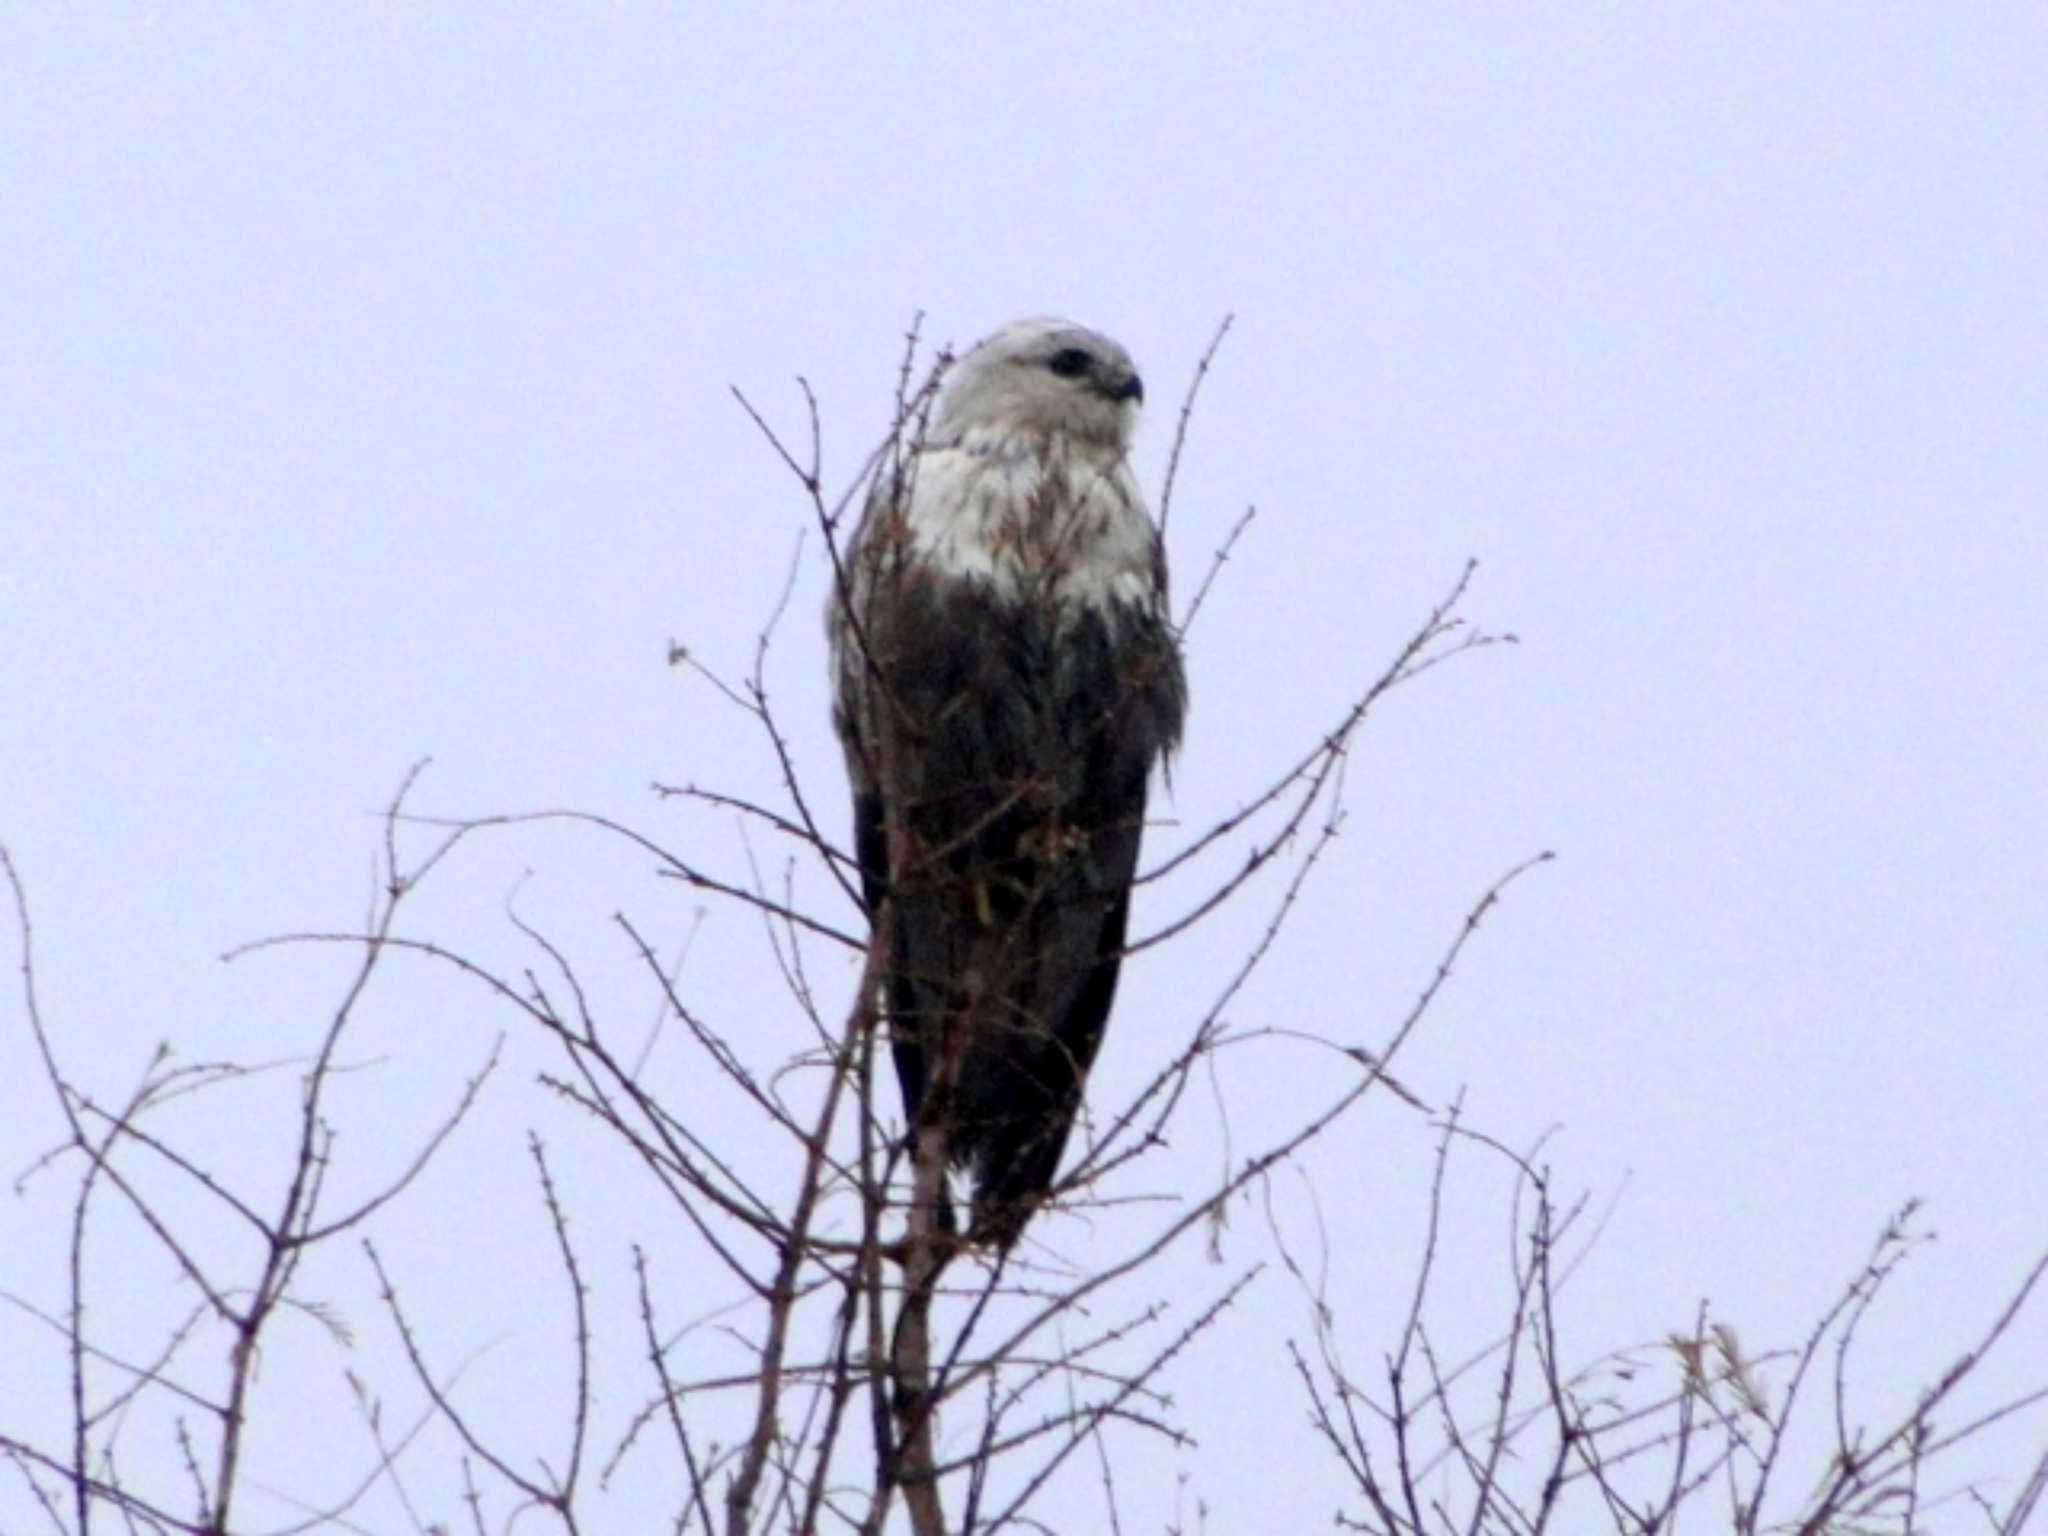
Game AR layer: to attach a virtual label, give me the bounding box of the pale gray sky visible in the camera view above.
[5,7,2045,1530]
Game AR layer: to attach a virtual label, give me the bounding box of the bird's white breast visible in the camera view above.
[893,430,1162,616]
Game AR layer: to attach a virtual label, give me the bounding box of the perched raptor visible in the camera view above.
[828,317,1187,1248]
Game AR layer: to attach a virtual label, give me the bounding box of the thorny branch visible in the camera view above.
[3,774,501,1536]
[1288,1129,2048,1536]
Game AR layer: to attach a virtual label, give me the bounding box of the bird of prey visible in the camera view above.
[828,317,1186,1249]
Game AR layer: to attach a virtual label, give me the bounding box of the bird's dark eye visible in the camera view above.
[1046,348,1093,379]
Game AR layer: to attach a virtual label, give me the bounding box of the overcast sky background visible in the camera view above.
[5,7,2046,1532]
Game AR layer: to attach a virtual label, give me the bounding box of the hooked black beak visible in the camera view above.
[1110,372,1144,404]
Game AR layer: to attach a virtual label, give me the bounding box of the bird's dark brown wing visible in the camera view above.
[835,517,1185,1248]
